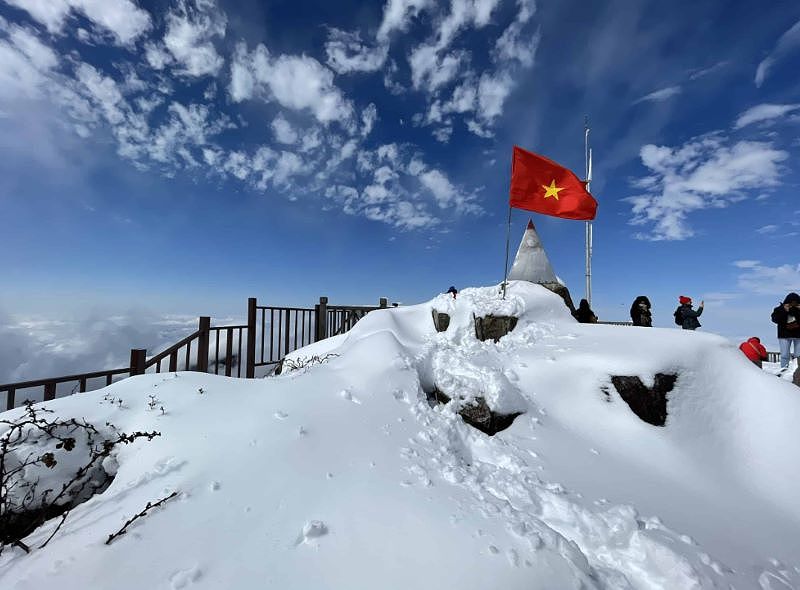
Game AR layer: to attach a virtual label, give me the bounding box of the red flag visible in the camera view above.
[509,145,597,220]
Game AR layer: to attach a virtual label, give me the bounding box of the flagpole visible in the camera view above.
[584,117,593,306]
[502,205,512,299]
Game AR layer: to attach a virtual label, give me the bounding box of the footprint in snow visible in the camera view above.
[169,566,202,589]
[274,411,289,420]
[340,389,361,404]
[296,520,329,546]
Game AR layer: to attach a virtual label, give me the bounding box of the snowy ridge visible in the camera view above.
[2,282,799,589]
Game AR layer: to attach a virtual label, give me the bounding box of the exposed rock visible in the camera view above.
[610,373,678,427]
[794,366,800,387]
[474,315,518,343]
[431,310,450,332]
[425,387,522,435]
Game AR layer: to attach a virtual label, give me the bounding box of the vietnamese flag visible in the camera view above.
[509,145,597,220]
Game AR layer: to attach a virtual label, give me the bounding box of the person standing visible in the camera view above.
[771,292,800,369]
[739,337,768,368]
[629,296,652,327]
[675,296,704,330]
[575,299,598,323]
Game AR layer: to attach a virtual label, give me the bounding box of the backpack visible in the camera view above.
[673,307,683,326]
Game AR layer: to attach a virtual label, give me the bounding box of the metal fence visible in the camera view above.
[0,296,389,411]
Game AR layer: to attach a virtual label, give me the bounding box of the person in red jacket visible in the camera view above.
[739,337,768,368]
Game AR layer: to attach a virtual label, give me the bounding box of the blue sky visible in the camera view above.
[0,0,799,351]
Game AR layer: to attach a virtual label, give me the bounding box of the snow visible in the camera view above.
[2,282,800,589]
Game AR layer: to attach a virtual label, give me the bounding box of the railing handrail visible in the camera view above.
[0,367,129,392]
[144,329,202,368]
[327,304,382,312]
[255,305,314,313]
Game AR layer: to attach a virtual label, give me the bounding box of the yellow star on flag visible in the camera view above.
[542,179,565,200]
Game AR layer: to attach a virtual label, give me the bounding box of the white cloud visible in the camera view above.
[420,168,457,207]
[144,42,172,70]
[361,103,378,137]
[633,85,682,104]
[735,260,800,295]
[163,0,226,78]
[324,28,388,74]
[0,25,59,100]
[627,133,788,240]
[377,0,431,42]
[272,151,303,187]
[409,45,466,92]
[494,0,537,66]
[3,0,151,46]
[476,70,512,123]
[734,103,800,129]
[688,60,729,80]
[755,18,800,87]
[271,115,298,144]
[756,224,778,234]
[230,43,355,127]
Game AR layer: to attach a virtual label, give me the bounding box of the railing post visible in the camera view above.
[197,316,210,373]
[246,297,257,378]
[315,296,328,342]
[44,381,56,401]
[225,328,234,377]
[379,297,388,308]
[6,387,16,411]
[130,348,147,376]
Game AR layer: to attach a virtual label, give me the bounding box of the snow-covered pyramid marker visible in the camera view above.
[508,219,576,313]
[2,282,800,589]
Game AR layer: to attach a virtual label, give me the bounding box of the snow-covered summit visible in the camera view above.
[2,283,800,589]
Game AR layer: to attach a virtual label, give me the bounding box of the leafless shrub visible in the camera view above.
[272,353,339,375]
[0,402,160,554]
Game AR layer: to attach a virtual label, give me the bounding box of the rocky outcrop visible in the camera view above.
[610,373,678,427]
[425,387,522,435]
[431,310,450,332]
[474,315,518,343]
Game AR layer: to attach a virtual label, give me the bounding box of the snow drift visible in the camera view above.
[1,282,799,589]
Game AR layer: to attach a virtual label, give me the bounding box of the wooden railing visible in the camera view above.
[1,295,390,411]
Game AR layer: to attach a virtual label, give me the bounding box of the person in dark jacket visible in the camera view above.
[629,296,652,327]
[446,286,458,299]
[771,292,800,369]
[574,299,598,323]
[739,337,768,368]
[675,296,703,330]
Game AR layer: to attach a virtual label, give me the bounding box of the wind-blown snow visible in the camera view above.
[2,282,799,589]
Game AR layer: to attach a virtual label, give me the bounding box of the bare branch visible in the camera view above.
[105,492,179,545]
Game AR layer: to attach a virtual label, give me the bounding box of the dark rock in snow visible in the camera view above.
[793,366,800,387]
[431,310,450,332]
[474,315,518,343]
[425,387,522,435]
[610,373,678,427]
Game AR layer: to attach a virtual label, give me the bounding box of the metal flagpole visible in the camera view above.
[502,205,512,299]
[584,117,593,306]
